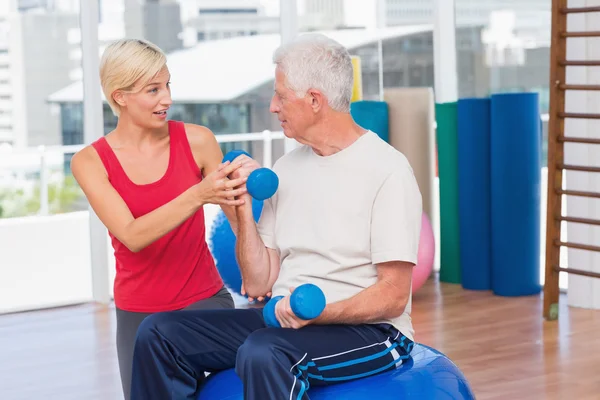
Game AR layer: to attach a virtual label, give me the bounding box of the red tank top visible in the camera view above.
[91,120,224,312]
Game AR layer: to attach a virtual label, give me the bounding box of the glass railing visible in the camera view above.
[0,130,285,219]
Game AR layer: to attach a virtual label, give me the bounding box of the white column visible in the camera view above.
[280,0,298,44]
[375,0,386,101]
[431,0,457,271]
[565,0,600,310]
[39,146,49,215]
[375,0,387,28]
[432,0,458,103]
[80,0,110,305]
[280,0,299,153]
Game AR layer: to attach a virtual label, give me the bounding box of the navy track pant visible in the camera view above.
[130,308,413,400]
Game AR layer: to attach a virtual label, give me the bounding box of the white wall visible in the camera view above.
[565,0,600,310]
[0,211,93,313]
[0,205,225,314]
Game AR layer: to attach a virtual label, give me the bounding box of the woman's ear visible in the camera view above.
[112,90,126,107]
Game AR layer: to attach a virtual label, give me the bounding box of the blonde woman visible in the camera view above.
[70,39,256,399]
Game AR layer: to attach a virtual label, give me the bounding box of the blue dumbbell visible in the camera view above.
[263,283,326,328]
[222,150,279,200]
[222,150,251,164]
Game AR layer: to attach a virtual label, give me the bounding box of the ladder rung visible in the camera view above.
[559,164,600,173]
[557,189,600,199]
[560,6,600,14]
[560,60,600,66]
[558,136,600,144]
[554,266,600,279]
[561,31,600,38]
[558,112,600,119]
[559,84,600,90]
[555,240,600,253]
[558,216,600,226]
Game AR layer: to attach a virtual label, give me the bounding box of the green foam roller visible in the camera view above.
[435,102,461,284]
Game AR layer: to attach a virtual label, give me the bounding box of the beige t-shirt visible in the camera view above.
[257,130,422,340]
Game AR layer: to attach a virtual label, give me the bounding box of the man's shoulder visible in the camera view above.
[271,144,310,172]
[363,132,413,173]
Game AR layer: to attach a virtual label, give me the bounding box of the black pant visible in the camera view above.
[116,287,234,400]
[130,308,413,399]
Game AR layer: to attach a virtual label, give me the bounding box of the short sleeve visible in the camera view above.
[371,166,422,265]
[257,198,277,250]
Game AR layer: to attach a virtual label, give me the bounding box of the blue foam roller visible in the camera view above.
[290,284,326,320]
[208,199,264,295]
[350,101,389,142]
[457,98,492,291]
[197,344,475,400]
[490,92,542,297]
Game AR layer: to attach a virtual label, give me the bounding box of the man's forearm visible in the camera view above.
[220,204,239,236]
[314,281,408,325]
[235,200,272,296]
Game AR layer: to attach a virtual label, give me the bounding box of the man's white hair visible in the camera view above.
[272,33,354,113]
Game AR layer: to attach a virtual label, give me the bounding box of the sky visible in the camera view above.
[0,0,379,29]
[261,0,378,28]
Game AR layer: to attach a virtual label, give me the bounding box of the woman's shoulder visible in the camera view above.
[71,141,103,168]
[176,122,222,172]
[180,122,217,149]
[70,142,108,182]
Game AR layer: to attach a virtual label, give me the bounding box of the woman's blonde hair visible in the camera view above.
[99,38,167,116]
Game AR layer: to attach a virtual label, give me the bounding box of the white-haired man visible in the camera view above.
[130,33,422,400]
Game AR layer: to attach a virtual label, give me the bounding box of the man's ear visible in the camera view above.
[308,89,325,113]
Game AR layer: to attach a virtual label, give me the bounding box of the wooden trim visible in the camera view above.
[561,31,600,38]
[544,0,567,321]
[559,84,600,90]
[554,266,600,279]
[558,112,600,119]
[555,240,600,253]
[558,216,600,226]
[560,60,600,66]
[558,164,600,173]
[557,189,600,199]
[557,136,600,144]
[560,6,600,13]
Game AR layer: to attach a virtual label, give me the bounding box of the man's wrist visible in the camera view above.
[235,194,255,222]
[313,303,337,325]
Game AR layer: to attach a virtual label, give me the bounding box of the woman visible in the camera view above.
[70,38,254,399]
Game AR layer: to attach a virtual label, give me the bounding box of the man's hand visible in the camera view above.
[228,154,261,180]
[241,282,271,303]
[274,287,316,329]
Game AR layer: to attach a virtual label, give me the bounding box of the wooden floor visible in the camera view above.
[1,276,599,400]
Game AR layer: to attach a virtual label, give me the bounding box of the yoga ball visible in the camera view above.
[209,199,264,295]
[412,213,435,292]
[197,343,474,400]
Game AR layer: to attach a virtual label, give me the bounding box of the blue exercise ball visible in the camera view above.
[208,198,264,295]
[197,344,475,400]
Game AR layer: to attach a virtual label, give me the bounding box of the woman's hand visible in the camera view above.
[194,161,248,206]
[227,154,262,180]
[241,282,272,303]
